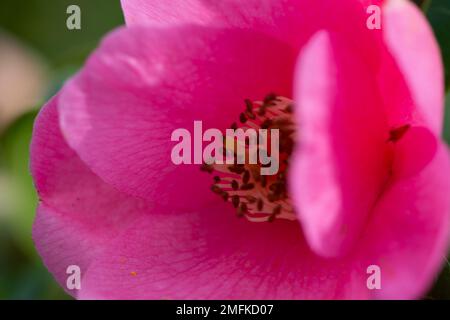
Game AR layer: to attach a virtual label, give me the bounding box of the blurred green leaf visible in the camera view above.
[0,223,69,299]
[427,258,450,299]
[0,110,71,300]
[444,91,450,143]
[426,88,450,299]
[425,0,450,90]
[0,111,39,255]
[0,0,124,69]
[0,0,124,300]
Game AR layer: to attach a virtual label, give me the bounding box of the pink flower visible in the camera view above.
[31,0,450,299]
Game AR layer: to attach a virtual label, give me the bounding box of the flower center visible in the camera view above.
[201,94,297,222]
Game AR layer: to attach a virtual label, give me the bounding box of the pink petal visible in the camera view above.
[291,31,391,257]
[31,96,151,297]
[391,126,437,179]
[31,99,370,300]
[77,202,371,300]
[381,0,444,135]
[58,25,297,204]
[360,130,450,299]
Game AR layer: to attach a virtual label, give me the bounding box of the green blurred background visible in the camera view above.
[0,0,449,300]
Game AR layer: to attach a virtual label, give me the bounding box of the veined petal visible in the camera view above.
[58,25,297,205]
[78,202,370,300]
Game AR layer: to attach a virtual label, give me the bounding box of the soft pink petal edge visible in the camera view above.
[381,0,444,135]
[360,129,450,299]
[291,30,391,258]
